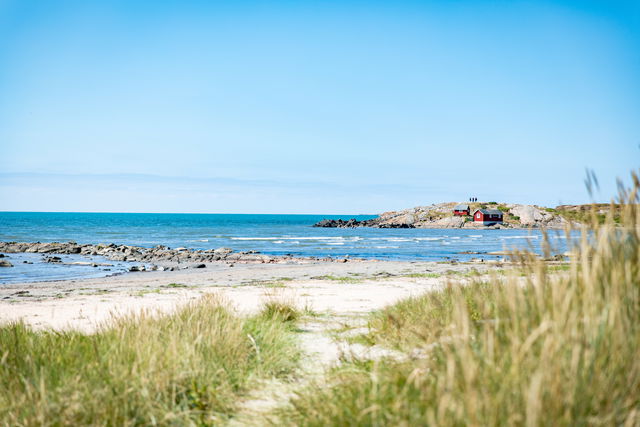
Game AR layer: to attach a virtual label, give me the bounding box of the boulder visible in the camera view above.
[432,216,466,228]
[509,205,545,226]
[0,260,13,267]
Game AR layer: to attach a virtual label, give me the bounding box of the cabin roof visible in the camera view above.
[476,209,503,215]
[454,204,469,210]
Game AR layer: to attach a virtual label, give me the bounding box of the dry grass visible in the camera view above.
[278,172,640,426]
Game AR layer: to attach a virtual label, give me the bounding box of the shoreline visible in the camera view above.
[0,258,503,331]
[0,241,350,267]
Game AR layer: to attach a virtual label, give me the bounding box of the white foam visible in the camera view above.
[231,236,344,241]
[231,237,279,241]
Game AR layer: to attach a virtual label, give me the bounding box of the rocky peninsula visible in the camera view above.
[315,202,574,229]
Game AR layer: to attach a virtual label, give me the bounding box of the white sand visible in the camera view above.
[0,259,491,332]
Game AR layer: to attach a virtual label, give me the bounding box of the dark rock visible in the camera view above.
[0,260,13,267]
[214,247,233,256]
[313,218,413,229]
[193,263,206,269]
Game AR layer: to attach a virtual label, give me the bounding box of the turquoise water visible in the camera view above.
[0,212,571,260]
[0,212,572,283]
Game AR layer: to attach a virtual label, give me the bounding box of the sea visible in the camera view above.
[0,212,573,284]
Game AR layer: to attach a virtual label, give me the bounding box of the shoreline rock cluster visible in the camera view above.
[313,219,415,228]
[0,241,351,269]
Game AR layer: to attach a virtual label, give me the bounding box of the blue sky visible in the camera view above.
[0,0,638,213]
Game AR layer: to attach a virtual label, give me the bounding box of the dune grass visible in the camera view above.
[278,172,640,426]
[260,300,302,323]
[0,295,301,426]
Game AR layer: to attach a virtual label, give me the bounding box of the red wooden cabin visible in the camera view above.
[473,209,503,224]
[453,204,470,216]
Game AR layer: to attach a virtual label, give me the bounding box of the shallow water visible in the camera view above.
[0,212,573,283]
[0,252,134,284]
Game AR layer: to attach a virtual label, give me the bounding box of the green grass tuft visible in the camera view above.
[312,275,363,284]
[162,282,189,288]
[404,272,442,278]
[260,300,302,323]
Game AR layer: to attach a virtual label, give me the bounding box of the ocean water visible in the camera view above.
[0,212,572,284]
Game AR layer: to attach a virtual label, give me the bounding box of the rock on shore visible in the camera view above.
[313,219,414,228]
[0,241,348,266]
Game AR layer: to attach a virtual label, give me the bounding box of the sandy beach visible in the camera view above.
[0,259,495,332]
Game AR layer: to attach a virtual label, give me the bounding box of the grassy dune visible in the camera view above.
[0,295,300,425]
[279,174,640,425]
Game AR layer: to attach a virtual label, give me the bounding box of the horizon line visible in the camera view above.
[0,210,378,216]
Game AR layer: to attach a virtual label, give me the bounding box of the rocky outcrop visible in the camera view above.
[313,218,413,228]
[0,241,353,266]
[314,202,572,229]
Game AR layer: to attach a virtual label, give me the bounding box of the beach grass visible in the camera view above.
[313,275,363,284]
[0,295,300,425]
[276,172,640,425]
[260,300,302,323]
[403,272,442,278]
